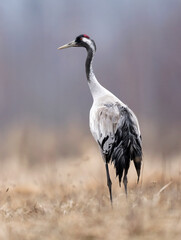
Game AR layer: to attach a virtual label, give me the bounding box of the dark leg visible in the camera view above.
[123,169,128,196]
[105,163,112,204]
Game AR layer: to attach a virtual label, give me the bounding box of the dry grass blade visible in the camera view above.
[153,181,173,204]
[156,181,173,195]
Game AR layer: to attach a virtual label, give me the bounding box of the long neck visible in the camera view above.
[85,48,107,100]
[85,48,94,80]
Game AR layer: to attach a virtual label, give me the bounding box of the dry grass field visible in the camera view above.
[0,129,180,240]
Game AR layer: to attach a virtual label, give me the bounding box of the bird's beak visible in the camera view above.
[57,40,77,50]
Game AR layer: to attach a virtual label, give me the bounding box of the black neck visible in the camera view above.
[85,48,94,82]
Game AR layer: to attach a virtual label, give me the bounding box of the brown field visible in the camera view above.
[0,129,180,240]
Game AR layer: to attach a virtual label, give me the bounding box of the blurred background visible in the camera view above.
[0,0,181,162]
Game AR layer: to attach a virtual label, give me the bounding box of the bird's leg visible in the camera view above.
[105,163,112,204]
[123,169,128,196]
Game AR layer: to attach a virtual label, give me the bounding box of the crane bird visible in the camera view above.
[58,34,142,203]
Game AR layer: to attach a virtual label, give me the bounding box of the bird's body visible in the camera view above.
[58,34,142,202]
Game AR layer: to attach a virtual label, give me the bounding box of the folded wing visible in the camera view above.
[90,102,142,184]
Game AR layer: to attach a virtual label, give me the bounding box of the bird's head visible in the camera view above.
[58,34,96,52]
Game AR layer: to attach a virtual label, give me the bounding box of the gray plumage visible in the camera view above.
[58,34,143,203]
[90,100,142,195]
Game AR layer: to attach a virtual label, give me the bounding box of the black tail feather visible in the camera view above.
[115,157,124,185]
[133,157,142,183]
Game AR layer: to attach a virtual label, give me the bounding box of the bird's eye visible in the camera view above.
[80,38,82,41]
